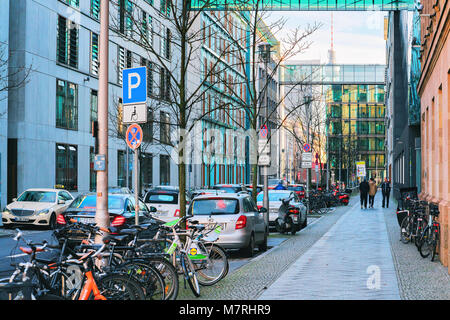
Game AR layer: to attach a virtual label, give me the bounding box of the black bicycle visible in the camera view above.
[418,203,440,261]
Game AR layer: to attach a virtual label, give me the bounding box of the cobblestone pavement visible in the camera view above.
[258,195,401,300]
[177,202,352,300]
[384,199,450,300]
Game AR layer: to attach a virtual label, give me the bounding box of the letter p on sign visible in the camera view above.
[123,66,147,105]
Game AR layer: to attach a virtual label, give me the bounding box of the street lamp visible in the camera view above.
[258,42,272,231]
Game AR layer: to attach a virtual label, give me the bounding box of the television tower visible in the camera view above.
[328,12,336,64]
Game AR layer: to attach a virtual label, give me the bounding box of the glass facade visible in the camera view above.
[190,0,414,11]
[326,84,386,186]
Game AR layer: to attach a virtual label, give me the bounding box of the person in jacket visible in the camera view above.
[368,177,377,208]
[359,178,370,209]
[381,178,391,208]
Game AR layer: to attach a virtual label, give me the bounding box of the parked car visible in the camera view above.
[256,190,307,230]
[2,188,74,229]
[245,184,263,194]
[187,193,268,257]
[287,184,306,199]
[57,192,159,228]
[108,186,132,194]
[212,184,248,194]
[143,189,190,222]
[190,189,226,199]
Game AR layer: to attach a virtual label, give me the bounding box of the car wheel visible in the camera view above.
[48,213,57,230]
[258,230,268,252]
[242,234,255,258]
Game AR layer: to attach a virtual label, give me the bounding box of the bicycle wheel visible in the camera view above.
[431,229,439,262]
[414,218,428,248]
[115,261,165,300]
[418,227,432,258]
[146,257,179,300]
[400,216,411,244]
[194,244,228,286]
[181,252,200,297]
[96,273,146,300]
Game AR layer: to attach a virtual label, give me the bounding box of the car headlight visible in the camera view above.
[37,209,50,215]
[2,208,11,215]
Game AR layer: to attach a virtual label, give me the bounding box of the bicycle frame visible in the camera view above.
[78,270,106,300]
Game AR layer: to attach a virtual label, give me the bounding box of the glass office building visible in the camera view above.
[326,83,386,186]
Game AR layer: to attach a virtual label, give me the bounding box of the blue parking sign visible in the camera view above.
[123,66,147,105]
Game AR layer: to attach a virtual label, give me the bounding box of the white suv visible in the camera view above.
[143,189,190,222]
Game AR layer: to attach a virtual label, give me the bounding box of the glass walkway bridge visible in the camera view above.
[281,64,386,86]
[190,0,415,11]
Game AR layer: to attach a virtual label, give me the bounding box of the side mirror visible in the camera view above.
[58,199,65,205]
[259,207,268,213]
[12,198,17,202]
[149,206,157,213]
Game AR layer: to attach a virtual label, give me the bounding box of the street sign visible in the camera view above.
[302,161,312,168]
[126,123,143,150]
[303,143,311,152]
[258,154,271,166]
[123,66,147,105]
[258,139,270,155]
[122,103,147,124]
[94,154,106,171]
[260,124,268,139]
[356,161,366,177]
[302,152,312,162]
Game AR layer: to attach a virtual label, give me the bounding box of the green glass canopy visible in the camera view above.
[190,0,415,11]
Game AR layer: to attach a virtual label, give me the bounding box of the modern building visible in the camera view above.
[0,0,9,210]
[4,0,179,204]
[385,9,420,199]
[325,67,387,187]
[417,0,449,273]
[187,10,250,188]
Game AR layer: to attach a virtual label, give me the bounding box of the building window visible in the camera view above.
[90,0,100,19]
[89,146,96,191]
[117,98,126,137]
[143,110,153,142]
[160,155,170,185]
[90,32,99,76]
[56,143,78,191]
[118,0,133,36]
[159,66,170,101]
[57,15,78,68]
[56,79,78,130]
[90,90,98,133]
[140,153,153,190]
[160,0,170,17]
[160,111,170,145]
[118,46,125,85]
[61,0,79,8]
[118,150,132,188]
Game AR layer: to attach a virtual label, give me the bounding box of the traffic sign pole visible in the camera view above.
[96,0,110,238]
[134,148,139,226]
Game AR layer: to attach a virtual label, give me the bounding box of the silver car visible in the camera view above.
[187,193,268,257]
[256,190,307,229]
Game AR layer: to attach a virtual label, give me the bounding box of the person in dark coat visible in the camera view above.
[381,178,391,208]
[359,178,370,209]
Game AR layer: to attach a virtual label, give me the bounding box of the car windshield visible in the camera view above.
[191,198,239,215]
[257,192,292,202]
[288,186,305,192]
[68,195,125,210]
[17,191,56,203]
[145,193,178,204]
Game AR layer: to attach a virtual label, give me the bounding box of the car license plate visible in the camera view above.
[77,217,94,224]
[292,215,298,222]
[15,217,29,222]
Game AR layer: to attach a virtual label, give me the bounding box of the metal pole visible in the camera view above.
[96,0,109,233]
[134,148,139,225]
[263,57,269,229]
[126,146,129,189]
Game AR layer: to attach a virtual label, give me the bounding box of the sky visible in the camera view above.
[264,11,388,64]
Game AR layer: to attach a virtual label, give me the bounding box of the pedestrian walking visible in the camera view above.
[359,178,370,209]
[381,178,391,208]
[368,177,377,208]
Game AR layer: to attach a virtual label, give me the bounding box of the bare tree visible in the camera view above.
[213,2,322,200]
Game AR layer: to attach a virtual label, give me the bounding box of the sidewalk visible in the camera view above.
[258,195,401,300]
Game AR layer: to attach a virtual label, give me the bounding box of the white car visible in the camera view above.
[143,189,190,222]
[256,190,307,229]
[2,188,74,229]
